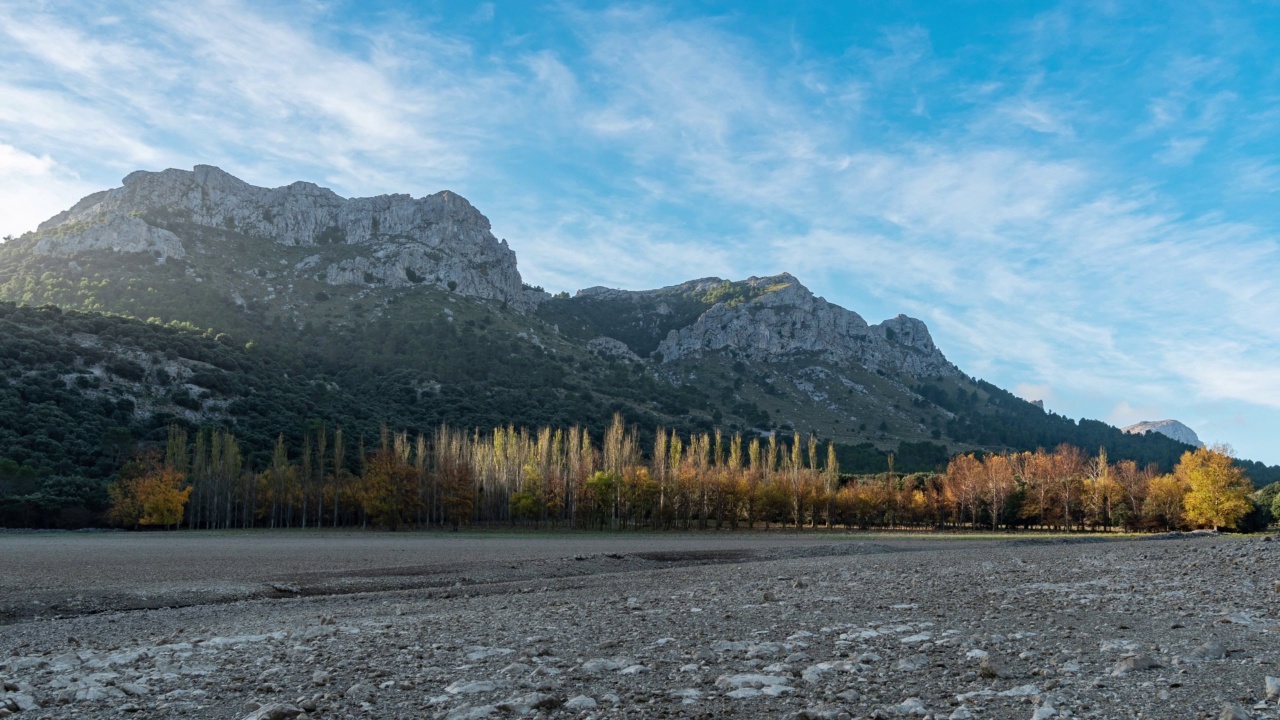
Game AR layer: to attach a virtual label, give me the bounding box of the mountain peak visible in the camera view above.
[1122,419,1203,447]
[655,273,958,378]
[29,165,530,308]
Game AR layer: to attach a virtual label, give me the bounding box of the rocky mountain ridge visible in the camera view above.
[32,165,535,309]
[651,273,958,379]
[0,165,1219,474]
[27,165,956,384]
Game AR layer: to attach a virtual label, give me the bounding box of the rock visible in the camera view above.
[587,337,642,364]
[33,166,535,309]
[1112,654,1161,675]
[998,685,1041,698]
[1190,641,1227,660]
[445,680,498,695]
[1031,707,1057,720]
[949,708,974,720]
[715,674,792,690]
[653,274,959,378]
[243,703,303,720]
[465,647,514,662]
[445,705,496,720]
[1121,420,1204,447]
[892,697,928,716]
[1218,704,1251,720]
[894,654,929,672]
[980,656,1011,679]
[496,692,560,715]
[564,695,597,710]
[4,695,37,712]
[579,658,627,674]
[791,705,849,720]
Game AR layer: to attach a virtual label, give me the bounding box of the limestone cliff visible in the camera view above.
[1122,419,1203,448]
[32,165,532,308]
[655,273,960,379]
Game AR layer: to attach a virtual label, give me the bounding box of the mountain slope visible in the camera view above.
[0,165,1240,480]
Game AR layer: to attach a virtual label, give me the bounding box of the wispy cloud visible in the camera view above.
[1,1,1277,462]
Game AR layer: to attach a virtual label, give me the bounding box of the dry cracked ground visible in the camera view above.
[2,530,1279,720]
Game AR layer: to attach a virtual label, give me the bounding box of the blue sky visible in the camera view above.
[2,1,1278,465]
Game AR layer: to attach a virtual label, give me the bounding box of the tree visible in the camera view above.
[1143,474,1186,531]
[1180,446,1254,531]
[107,452,192,530]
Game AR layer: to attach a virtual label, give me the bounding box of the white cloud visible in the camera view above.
[1155,136,1208,165]
[0,145,97,238]
[2,0,1278,464]
[1014,383,1055,405]
[1105,401,1167,429]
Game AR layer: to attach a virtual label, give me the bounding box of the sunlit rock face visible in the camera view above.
[655,273,961,379]
[1122,419,1203,447]
[34,165,533,309]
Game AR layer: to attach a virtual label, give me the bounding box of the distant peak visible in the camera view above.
[1122,419,1203,447]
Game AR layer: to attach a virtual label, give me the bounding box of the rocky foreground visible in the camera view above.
[2,533,1279,720]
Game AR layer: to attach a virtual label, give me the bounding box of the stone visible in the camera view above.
[445,705,496,720]
[715,674,793,690]
[949,708,974,720]
[445,680,498,695]
[1218,704,1251,720]
[242,703,304,720]
[980,656,1011,679]
[564,695,597,710]
[579,658,626,674]
[495,692,560,714]
[791,705,849,720]
[5,695,37,712]
[1190,641,1227,660]
[892,697,928,716]
[1113,654,1160,675]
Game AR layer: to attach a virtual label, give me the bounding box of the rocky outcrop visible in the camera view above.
[33,165,531,308]
[34,214,186,259]
[656,274,959,378]
[587,337,642,364]
[1122,419,1203,447]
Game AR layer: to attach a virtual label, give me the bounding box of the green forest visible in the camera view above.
[2,302,1276,529]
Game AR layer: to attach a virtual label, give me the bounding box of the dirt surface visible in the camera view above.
[1,531,1279,719]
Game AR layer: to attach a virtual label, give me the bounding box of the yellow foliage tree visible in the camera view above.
[1179,446,1253,531]
[1143,474,1186,531]
[108,452,193,530]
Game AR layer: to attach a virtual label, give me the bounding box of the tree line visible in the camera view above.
[107,415,1273,532]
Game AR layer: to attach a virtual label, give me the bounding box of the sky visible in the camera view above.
[1,1,1278,464]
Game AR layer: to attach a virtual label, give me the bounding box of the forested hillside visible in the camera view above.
[2,165,1275,529]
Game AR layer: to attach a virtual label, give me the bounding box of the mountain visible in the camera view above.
[1122,420,1204,448]
[0,166,1231,484]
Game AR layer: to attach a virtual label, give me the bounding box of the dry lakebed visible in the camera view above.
[1,531,1278,720]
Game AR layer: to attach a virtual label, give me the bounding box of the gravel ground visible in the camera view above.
[2,531,1279,720]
